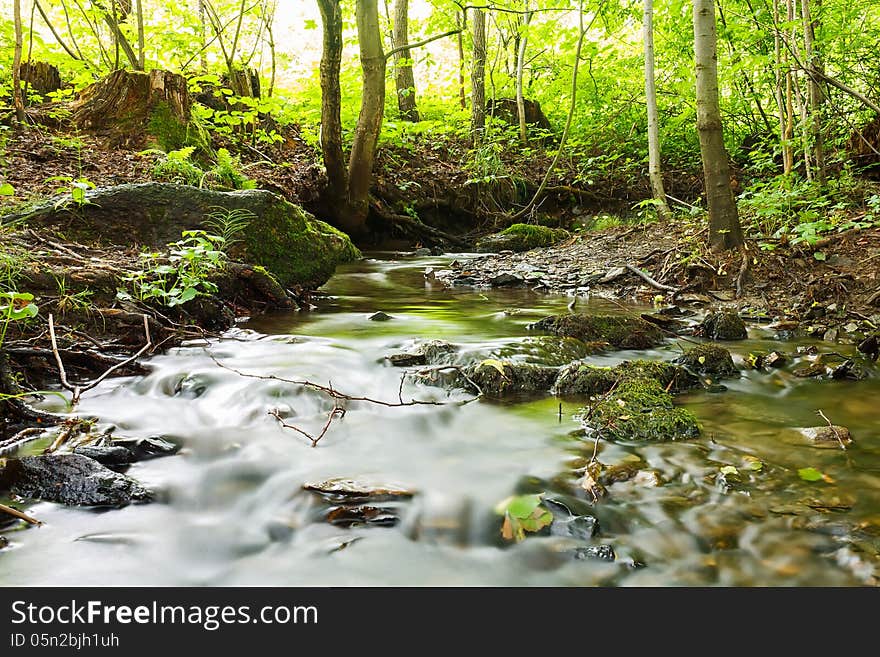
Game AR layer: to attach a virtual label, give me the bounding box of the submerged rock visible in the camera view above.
[0,535,7,549]
[800,425,853,447]
[303,478,416,502]
[675,343,739,378]
[369,311,393,321]
[385,340,457,367]
[73,435,179,465]
[475,223,569,253]
[530,313,664,349]
[0,454,152,506]
[700,311,747,340]
[573,545,616,561]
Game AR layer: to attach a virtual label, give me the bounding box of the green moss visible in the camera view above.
[554,359,698,397]
[588,377,700,442]
[240,201,360,288]
[146,103,210,154]
[465,361,560,398]
[675,343,739,378]
[553,364,617,396]
[531,313,664,349]
[701,311,747,340]
[475,223,569,252]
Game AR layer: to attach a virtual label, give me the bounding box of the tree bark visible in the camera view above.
[801,0,826,185]
[456,11,466,109]
[643,0,670,219]
[135,0,145,70]
[316,0,347,205]
[391,0,419,121]
[515,5,532,144]
[470,8,487,140]
[345,0,386,235]
[693,0,743,250]
[13,0,25,123]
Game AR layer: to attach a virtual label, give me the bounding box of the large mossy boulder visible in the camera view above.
[701,311,747,340]
[530,313,664,350]
[675,343,739,378]
[6,183,360,288]
[554,360,699,397]
[465,361,560,398]
[475,223,569,253]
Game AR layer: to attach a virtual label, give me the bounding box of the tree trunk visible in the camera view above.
[135,0,145,70]
[772,0,792,175]
[198,0,208,72]
[345,0,386,235]
[19,61,62,96]
[470,8,487,140]
[456,11,466,109]
[693,0,743,250]
[643,0,670,219]
[801,0,826,185]
[71,70,190,149]
[515,5,532,144]
[13,0,25,123]
[317,0,347,205]
[391,0,419,121]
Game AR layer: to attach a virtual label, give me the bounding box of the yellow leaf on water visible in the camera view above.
[480,359,507,377]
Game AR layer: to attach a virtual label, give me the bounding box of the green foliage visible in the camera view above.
[117,230,226,308]
[0,291,38,346]
[204,148,256,191]
[146,147,205,186]
[494,493,553,542]
[45,175,96,208]
[203,206,254,249]
[798,467,825,482]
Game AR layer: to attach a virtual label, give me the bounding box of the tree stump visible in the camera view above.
[486,97,554,141]
[19,62,61,97]
[71,70,191,150]
[223,68,261,98]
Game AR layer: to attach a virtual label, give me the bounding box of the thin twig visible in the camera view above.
[0,502,41,526]
[817,409,847,451]
[625,264,678,293]
[269,405,345,448]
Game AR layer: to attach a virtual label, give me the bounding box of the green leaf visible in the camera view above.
[813,251,826,261]
[0,182,14,196]
[720,465,739,476]
[798,467,824,482]
[505,494,543,519]
[744,459,764,472]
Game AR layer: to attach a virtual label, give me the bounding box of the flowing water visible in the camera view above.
[2,253,880,586]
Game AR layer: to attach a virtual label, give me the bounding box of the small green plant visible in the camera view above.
[203,207,254,249]
[53,275,94,316]
[117,230,226,307]
[203,148,256,190]
[144,146,205,186]
[0,291,38,346]
[46,175,96,209]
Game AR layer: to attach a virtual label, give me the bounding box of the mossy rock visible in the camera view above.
[553,359,698,397]
[4,183,360,289]
[464,361,560,398]
[530,313,664,350]
[475,223,569,253]
[587,377,700,442]
[701,311,747,340]
[675,343,739,378]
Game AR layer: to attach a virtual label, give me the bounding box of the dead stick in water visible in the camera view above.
[817,409,847,451]
[0,502,41,525]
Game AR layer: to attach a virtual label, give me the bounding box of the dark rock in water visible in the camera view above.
[675,343,739,378]
[74,436,179,465]
[701,311,747,340]
[0,454,152,507]
[830,360,862,380]
[801,425,853,447]
[640,312,687,332]
[573,545,616,562]
[530,313,664,349]
[764,351,787,368]
[489,273,523,287]
[475,224,568,253]
[325,505,399,527]
[553,515,600,541]
[0,535,7,549]
[465,361,559,398]
[553,360,698,397]
[385,338,458,367]
[412,247,432,256]
[368,311,393,321]
[793,361,827,378]
[857,335,879,362]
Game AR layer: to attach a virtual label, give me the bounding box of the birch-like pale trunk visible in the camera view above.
[515,5,532,144]
[801,0,826,185]
[13,0,25,122]
[470,8,487,139]
[643,0,670,219]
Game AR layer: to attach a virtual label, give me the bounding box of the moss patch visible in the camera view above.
[701,311,747,340]
[675,343,739,378]
[554,359,698,397]
[464,361,560,398]
[475,223,569,252]
[587,377,700,442]
[530,313,664,349]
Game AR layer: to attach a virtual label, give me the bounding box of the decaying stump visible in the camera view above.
[223,68,260,98]
[486,97,554,139]
[71,70,191,149]
[848,114,880,174]
[19,61,61,96]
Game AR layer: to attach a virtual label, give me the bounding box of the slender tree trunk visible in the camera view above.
[198,0,208,72]
[784,0,795,174]
[13,0,25,123]
[135,0,145,69]
[772,0,791,175]
[693,0,743,250]
[456,11,466,109]
[470,8,486,140]
[316,0,347,205]
[801,0,826,185]
[515,5,532,144]
[263,0,276,97]
[644,0,670,219]
[345,0,386,234]
[391,0,419,121]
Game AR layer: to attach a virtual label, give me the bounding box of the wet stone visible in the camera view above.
[465,362,560,398]
[530,313,664,350]
[325,505,400,528]
[0,454,152,507]
[553,515,600,541]
[368,311,393,321]
[74,436,179,465]
[800,425,853,447]
[0,535,7,549]
[303,478,416,503]
[573,545,616,562]
[489,273,523,287]
[385,340,457,367]
[675,343,738,378]
[701,311,747,340]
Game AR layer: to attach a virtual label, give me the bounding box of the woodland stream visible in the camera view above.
[2,253,879,586]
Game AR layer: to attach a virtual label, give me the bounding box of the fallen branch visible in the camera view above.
[624,264,678,293]
[735,249,750,299]
[817,409,847,451]
[269,405,345,448]
[49,312,152,406]
[0,502,42,526]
